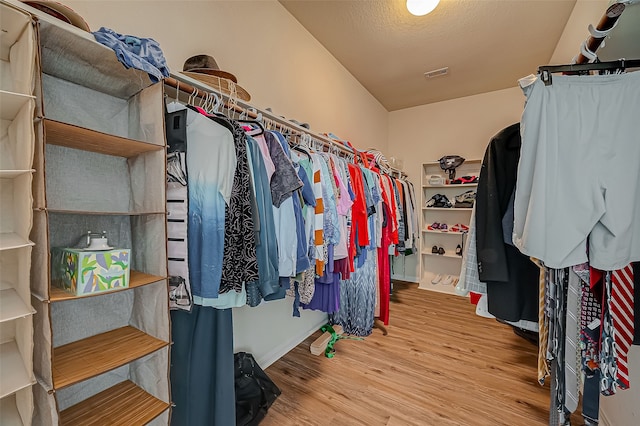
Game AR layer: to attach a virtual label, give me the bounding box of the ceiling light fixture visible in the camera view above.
[406,0,440,16]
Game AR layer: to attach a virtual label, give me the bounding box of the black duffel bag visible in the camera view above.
[235,352,281,426]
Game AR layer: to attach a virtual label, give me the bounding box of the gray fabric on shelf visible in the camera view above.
[45,144,132,212]
[51,291,133,347]
[56,365,129,410]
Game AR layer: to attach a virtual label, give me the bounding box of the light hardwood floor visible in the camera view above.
[263,281,584,426]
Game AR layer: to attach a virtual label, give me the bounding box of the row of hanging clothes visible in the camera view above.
[162,82,418,425]
[457,59,640,426]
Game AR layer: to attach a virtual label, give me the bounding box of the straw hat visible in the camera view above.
[22,0,90,32]
[182,54,251,102]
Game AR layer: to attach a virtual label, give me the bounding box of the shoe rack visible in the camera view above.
[420,159,481,295]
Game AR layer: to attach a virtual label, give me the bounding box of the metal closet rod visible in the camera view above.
[165,74,353,157]
[164,73,407,178]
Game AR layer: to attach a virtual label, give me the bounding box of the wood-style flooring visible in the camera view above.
[263,281,584,426]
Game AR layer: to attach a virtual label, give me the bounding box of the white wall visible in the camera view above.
[64,0,388,367]
[387,87,526,281]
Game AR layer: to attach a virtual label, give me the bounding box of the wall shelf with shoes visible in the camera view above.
[420,159,480,295]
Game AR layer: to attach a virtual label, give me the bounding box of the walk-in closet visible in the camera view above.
[0,0,638,425]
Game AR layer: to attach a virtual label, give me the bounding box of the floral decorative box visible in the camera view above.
[52,248,130,296]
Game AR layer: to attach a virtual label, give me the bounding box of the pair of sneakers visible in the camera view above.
[431,274,458,286]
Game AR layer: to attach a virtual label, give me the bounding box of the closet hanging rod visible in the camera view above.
[573,1,629,64]
[164,74,408,178]
[165,74,354,157]
[538,58,640,85]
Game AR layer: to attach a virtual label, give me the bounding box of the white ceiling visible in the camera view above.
[279,0,578,111]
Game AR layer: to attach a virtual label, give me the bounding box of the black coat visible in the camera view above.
[476,123,539,322]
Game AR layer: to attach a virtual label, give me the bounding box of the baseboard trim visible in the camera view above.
[255,316,328,369]
[391,274,419,283]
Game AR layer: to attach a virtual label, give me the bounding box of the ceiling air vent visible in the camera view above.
[424,67,449,78]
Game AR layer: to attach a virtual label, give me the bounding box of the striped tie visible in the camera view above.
[611,265,635,389]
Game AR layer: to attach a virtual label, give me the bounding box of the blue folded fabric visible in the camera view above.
[93,27,170,83]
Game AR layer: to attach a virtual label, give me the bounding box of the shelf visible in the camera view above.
[46,209,166,216]
[418,281,460,295]
[0,170,34,179]
[0,288,35,322]
[52,325,168,390]
[1,2,31,61]
[422,159,482,166]
[0,340,34,398]
[0,91,34,121]
[422,207,473,211]
[49,270,166,302]
[0,233,34,251]
[421,251,463,260]
[44,119,164,158]
[423,183,478,188]
[0,394,22,426]
[59,380,170,426]
[422,229,466,235]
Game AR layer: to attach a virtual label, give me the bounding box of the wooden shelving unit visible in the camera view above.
[44,119,164,158]
[49,270,166,302]
[60,380,170,426]
[420,159,481,293]
[52,326,168,390]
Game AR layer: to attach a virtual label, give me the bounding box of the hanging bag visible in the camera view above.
[235,352,281,426]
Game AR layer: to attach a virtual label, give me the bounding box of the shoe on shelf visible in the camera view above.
[431,274,443,284]
[432,245,439,254]
[450,223,469,233]
[428,222,441,231]
[442,275,453,285]
[438,247,445,255]
[451,277,459,287]
[439,223,448,232]
[455,244,462,256]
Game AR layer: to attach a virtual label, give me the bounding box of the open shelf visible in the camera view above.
[423,183,478,188]
[59,380,169,426]
[0,2,31,60]
[0,170,34,179]
[52,325,168,390]
[0,233,34,251]
[47,209,166,216]
[49,270,166,302]
[0,288,35,322]
[0,91,34,121]
[423,207,473,211]
[0,340,34,398]
[422,229,466,235]
[0,394,22,426]
[44,119,164,158]
[421,251,463,260]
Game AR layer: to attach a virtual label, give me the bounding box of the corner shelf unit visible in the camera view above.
[420,159,481,294]
[0,2,37,425]
[3,1,172,423]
